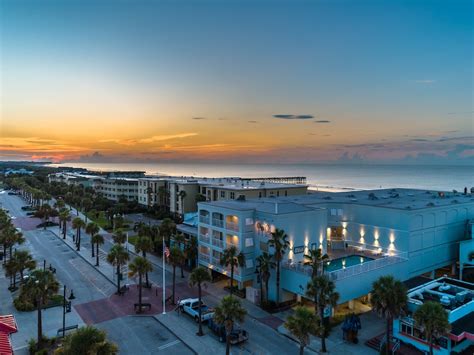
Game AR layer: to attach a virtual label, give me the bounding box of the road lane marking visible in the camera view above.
[157,339,181,350]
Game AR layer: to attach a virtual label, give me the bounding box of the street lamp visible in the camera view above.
[62,285,75,337]
[255,261,263,306]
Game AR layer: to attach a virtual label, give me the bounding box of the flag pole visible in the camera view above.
[162,236,166,314]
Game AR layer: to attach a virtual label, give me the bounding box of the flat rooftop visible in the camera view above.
[200,199,320,214]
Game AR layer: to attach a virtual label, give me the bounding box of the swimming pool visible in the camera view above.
[325,255,374,272]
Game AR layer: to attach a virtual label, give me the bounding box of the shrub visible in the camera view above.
[14,297,35,312]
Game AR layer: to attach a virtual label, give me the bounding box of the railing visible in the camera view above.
[199,253,210,263]
[212,218,224,228]
[282,252,409,281]
[226,221,239,232]
[212,238,224,249]
[199,234,210,244]
[392,339,400,354]
[199,215,210,224]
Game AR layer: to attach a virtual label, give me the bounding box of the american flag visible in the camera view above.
[164,246,170,258]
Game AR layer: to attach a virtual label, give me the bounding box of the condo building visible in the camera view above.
[197,188,474,307]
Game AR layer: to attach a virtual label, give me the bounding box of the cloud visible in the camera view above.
[247,120,258,124]
[273,114,314,120]
[191,117,207,120]
[414,80,436,84]
[314,120,331,123]
[99,133,198,145]
[409,138,429,142]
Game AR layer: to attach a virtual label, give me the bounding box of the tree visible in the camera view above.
[22,269,59,348]
[134,236,154,287]
[91,234,105,266]
[256,252,275,304]
[72,217,85,251]
[5,258,18,289]
[112,230,126,244]
[107,245,130,294]
[214,295,247,355]
[304,248,329,278]
[56,325,118,355]
[306,275,340,353]
[414,301,450,355]
[128,256,153,313]
[146,186,153,207]
[81,197,93,222]
[168,246,184,304]
[285,306,319,355]
[59,209,71,239]
[189,267,211,336]
[12,250,36,283]
[220,246,244,296]
[268,228,289,304]
[173,232,186,277]
[85,222,100,258]
[371,275,407,355]
[178,190,187,215]
[159,218,176,247]
[184,236,198,269]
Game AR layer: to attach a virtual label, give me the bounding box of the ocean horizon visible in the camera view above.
[51,162,474,192]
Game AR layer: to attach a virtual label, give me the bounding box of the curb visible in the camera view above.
[153,315,198,355]
[45,228,118,287]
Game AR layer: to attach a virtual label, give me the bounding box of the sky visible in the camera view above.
[0,0,472,165]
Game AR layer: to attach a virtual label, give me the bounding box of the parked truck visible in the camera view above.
[178,298,214,323]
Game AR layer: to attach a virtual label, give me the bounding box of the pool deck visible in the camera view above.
[327,245,385,261]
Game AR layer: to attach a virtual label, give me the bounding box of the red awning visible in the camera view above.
[0,315,18,355]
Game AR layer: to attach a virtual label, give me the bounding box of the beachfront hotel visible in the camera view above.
[196,188,474,308]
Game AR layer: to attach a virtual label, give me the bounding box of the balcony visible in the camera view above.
[199,234,210,244]
[226,221,239,232]
[212,218,224,228]
[212,238,224,249]
[199,253,210,263]
[199,215,210,224]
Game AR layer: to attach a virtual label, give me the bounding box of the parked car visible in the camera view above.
[207,318,249,344]
[178,298,214,323]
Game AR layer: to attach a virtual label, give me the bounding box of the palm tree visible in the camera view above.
[189,267,211,336]
[256,252,275,304]
[107,244,130,294]
[59,209,70,239]
[178,190,187,215]
[306,275,340,353]
[214,295,247,355]
[414,301,450,355]
[56,325,118,354]
[185,236,198,269]
[159,218,176,247]
[304,248,329,278]
[168,246,184,304]
[146,186,153,207]
[371,275,407,355]
[220,246,244,296]
[86,222,100,258]
[173,232,186,278]
[112,229,126,244]
[5,258,18,290]
[268,228,289,304]
[285,306,319,355]
[91,234,105,266]
[22,269,59,348]
[134,236,153,287]
[72,217,85,250]
[128,256,153,313]
[13,250,36,283]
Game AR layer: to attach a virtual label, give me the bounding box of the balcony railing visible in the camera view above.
[282,251,408,281]
[212,238,224,249]
[199,253,210,263]
[226,221,239,232]
[212,218,224,228]
[199,216,210,224]
[199,234,210,244]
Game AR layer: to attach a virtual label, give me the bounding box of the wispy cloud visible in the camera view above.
[248,120,258,124]
[191,117,207,120]
[273,114,314,120]
[314,120,330,123]
[99,133,198,146]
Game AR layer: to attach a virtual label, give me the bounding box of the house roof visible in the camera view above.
[0,315,18,355]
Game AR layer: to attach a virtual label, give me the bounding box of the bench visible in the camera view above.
[57,324,78,335]
[134,303,151,312]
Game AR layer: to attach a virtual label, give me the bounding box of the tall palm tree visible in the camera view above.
[414,301,450,355]
[59,209,70,239]
[22,269,59,348]
[85,222,100,258]
[304,248,329,278]
[72,217,85,250]
[12,250,36,283]
[256,252,275,304]
[91,234,105,266]
[56,325,118,354]
[371,275,407,355]
[5,258,18,290]
[220,246,244,296]
[285,306,319,355]
[214,295,247,355]
[128,256,153,313]
[306,275,340,353]
[178,190,187,215]
[168,246,184,304]
[173,232,186,278]
[107,245,130,294]
[112,230,126,244]
[189,267,211,336]
[185,236,198,269]
[268,228,289,304]
[134,236,153,287]
[159,218,176,247]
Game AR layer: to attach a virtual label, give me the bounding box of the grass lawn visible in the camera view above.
[86,211,109,229]
[127,235,138,246]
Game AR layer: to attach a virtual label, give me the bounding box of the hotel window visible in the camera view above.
[220,191,225,198]
[230,192,235,199]
[330,209,337,216]
[245,238,254,247]
[337,209,343,216]
[246,259,254,269]
[277,191,280,197]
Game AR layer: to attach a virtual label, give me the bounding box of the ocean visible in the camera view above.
[51,162,474,192]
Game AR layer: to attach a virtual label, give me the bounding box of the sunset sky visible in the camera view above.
[0,0,472,164]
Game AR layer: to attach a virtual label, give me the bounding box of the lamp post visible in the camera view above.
[255,261,263,305]
[62,285,75,337]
